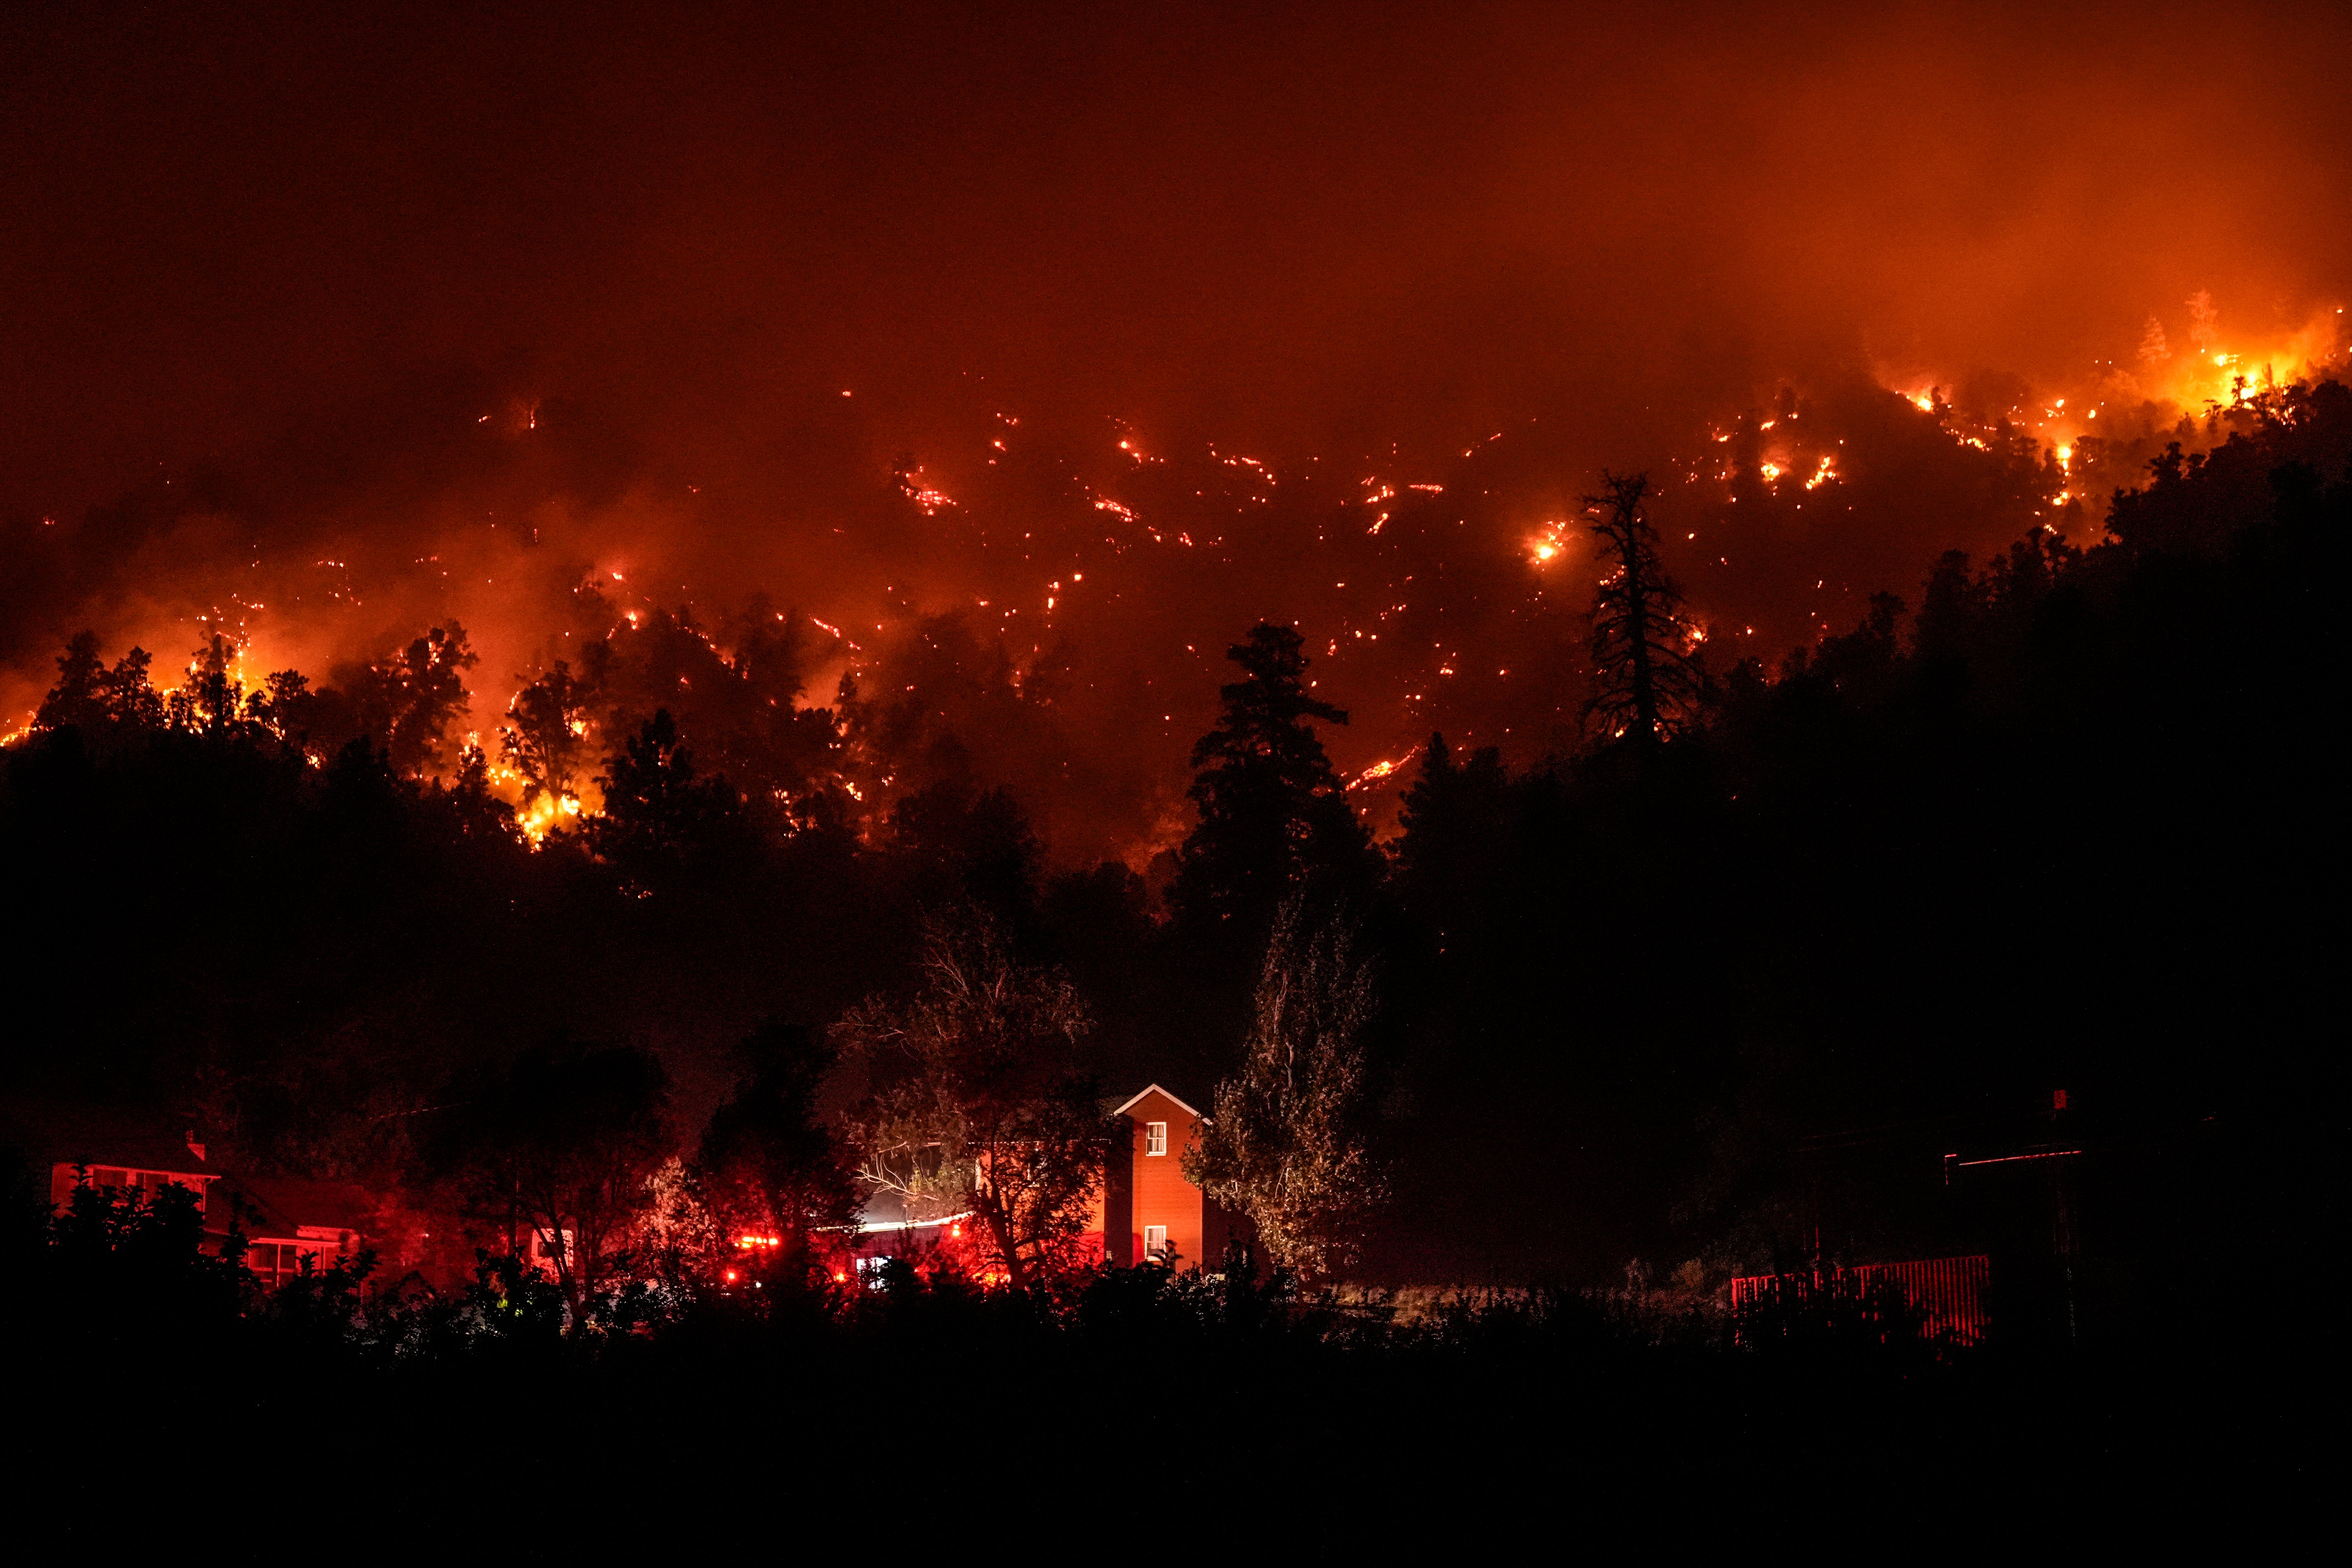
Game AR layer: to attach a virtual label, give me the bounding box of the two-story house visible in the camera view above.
[9,1100,369,1283]
[1093,1083,1245,1270]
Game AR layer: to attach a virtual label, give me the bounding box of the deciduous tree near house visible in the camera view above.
[696,1021,862,1277]
[1186,902,1386,1279]
[43,1181,250,1329]
[443,1042,673,1316]
[834,912,1114,1290]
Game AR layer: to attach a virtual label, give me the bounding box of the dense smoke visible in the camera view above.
[5,2,2347,859]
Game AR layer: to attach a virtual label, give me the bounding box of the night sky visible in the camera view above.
[6,1,2346,859]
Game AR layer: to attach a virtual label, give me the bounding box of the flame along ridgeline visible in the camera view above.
[9,296,2345,859]
[1524,296,2350,650]
[1890,297,2350,492]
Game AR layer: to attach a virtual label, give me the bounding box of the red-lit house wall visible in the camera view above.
[1092,1140,1125,1265]
[50,1162,216,1218]
[1118,1088,1206,1269]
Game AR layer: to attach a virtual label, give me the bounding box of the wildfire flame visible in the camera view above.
[1347,745,1420,791]
[1882,295,2347,477]
[516,792,582,844]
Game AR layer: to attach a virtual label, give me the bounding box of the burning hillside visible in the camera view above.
[2,3,2345,1357]
[7,290,2340,864]
[3,5,2349,863]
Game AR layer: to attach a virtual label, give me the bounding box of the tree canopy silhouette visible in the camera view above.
[501,659,591,809]
[696,1021,861,1275]
[436,1041,673,1315]
[834,912,1113,1290]
[587,707,751,882]
[36,631,165,742]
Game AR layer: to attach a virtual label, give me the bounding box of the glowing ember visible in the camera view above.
[898,464,957,514]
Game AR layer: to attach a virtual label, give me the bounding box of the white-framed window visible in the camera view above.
[1144,1121,1167,1156]
[1144,1225,1169,1259]
[247,1240,323,1286]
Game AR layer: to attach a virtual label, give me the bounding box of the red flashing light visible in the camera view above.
[2053,1089,2069,1112]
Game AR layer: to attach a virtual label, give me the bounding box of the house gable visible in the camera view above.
[1111,1083,1202,1121]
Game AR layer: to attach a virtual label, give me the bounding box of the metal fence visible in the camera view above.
[1730,1254,1990,1345]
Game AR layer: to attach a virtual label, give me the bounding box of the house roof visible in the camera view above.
[225,1174,374,1238]
[2,1098,381,1242]
[0,1096,214,1179]
[1109,1082,1202,1120]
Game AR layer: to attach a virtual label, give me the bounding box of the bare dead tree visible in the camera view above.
[1583,471,1705,745]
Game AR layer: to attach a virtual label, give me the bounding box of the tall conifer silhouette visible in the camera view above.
[1172,622,1375,941]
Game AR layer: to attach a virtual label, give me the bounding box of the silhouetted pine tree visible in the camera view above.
[1171,622,1379,941]
[1161,622,1380,1075]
